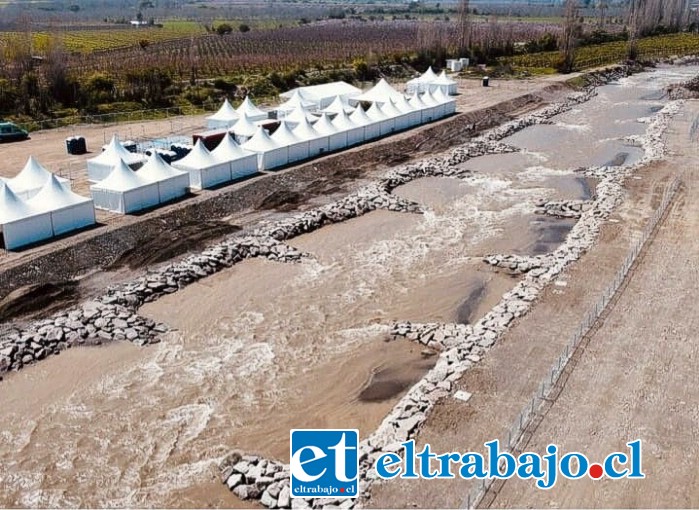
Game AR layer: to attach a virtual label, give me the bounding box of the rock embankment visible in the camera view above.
[0,301,165,372]
[482,254,548,275]
[219,452,292,509]
[535,199,593,218]
[359,102,678,510]
[101,235,310,308]
[255,187,423,242]
[667,73,699,99]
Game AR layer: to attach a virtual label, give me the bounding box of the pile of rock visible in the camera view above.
[475,89,596,143]
[584,65,636,87]
[256,187,424,242]
[483,254,548,275]
[378,140,518,191]
[390,322,473,350]
[0,301,165,373]
[220,451,291,509]
[535,199,593,218]
[101,236,309,308]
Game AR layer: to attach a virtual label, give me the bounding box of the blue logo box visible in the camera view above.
[290,429,359,499]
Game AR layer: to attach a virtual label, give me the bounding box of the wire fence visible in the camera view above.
[14,104,219,133]
[462,176,682,510]
[0,322,12,339]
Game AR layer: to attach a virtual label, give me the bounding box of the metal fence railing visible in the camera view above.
[462,176,682,509]
[0,322,13,340]
[14,104,219,133]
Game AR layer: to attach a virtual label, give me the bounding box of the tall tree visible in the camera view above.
[627,0,641,60]
[559,0,580,73]
[456,0,471,56]
[596,0,608,28]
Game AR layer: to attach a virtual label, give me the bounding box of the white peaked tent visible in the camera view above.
[409,92,434,123]
[366,101,395,137]
[4,156,70,199]
[271,121,310,163]
[422,66,438,81]
[423,89,445,118]
[292,116,328,157]
[382,98,410,131]
[393,95,421,128]
[280,82,362,109]
[235,96,268,122]
[431,71,458,95]
[138,152,190,204]
[206,98,240,129]
[211,133,259,180]
[433,87,457,115]
[87,135,146,182]
[313,113,346,151]
[172,139,232,190]
[28,175,95,236]
[90,160,161,214]
[332,109,364,147]
[230,113,259,144]
[0,183,53,250]
[349,105,380,141]
[353,78,405,105]
[281,105,318,127]
[242,126,289,171]
[322,95,354,115]
[278,90,316,115]
[406,66,439,94]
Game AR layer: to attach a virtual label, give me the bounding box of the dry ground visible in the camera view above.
[368,102,694,508]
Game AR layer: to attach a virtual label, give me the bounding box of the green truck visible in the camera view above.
[0,121,29,143]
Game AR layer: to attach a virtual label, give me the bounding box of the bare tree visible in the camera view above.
[627,0,641,60]
[3,13,33,84]
[188,34,199,85]
[456,0,471,57]
[597,0,608,28]
[628,0,692,44]
[559,0,580,73]
[417,22,448,66]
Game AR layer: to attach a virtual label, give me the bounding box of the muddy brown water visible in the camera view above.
[2,67,694,508]
[0,173,584,507]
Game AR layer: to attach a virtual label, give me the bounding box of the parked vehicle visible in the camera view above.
[0,122,29,142]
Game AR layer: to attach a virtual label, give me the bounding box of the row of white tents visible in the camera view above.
[406,67,458,95]
[0,158,95,250]
[206,96,269,129]
[172,133,257,190]
[87,132,259,214]
[90,151,191,214]
[87,136,147,182]
[233,79,456,171]
[279,82,363,110]
[1,157,71,199]
[1,78,456,250]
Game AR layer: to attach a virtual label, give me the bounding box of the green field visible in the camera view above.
[502,32,699,71]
